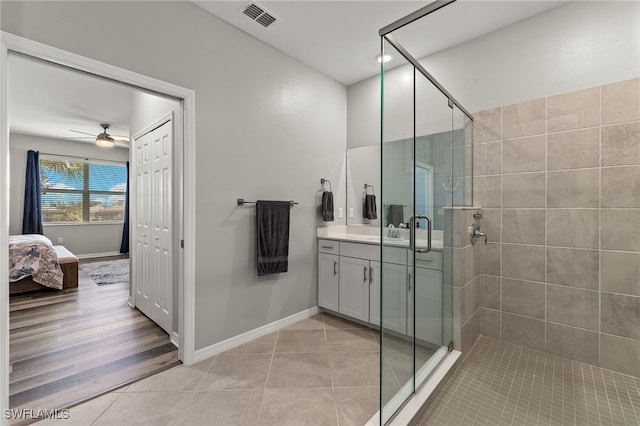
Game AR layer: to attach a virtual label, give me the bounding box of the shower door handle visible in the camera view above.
[409,215,432,253]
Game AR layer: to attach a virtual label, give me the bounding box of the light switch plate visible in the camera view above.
[338,207,344,218]
[349,208,354,218]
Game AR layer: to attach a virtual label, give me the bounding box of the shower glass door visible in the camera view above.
[380,36,455,423]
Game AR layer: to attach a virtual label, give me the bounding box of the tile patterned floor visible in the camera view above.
[419,336,640,426]
[34,313,393,426]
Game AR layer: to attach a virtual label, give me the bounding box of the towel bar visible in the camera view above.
[237,198,298,206]
[320,178,332,192]
[364,184,375,194]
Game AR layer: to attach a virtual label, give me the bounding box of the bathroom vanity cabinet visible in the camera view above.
[317,240,340,311]
[318,237,442,340]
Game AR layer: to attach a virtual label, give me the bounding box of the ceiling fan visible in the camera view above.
[69,123,129,148]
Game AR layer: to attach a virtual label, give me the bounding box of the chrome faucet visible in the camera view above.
[470,223,487,245]
[387,224,400,238]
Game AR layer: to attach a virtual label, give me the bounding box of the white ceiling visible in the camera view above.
[8,54,136,148]
[194,1,568,86]
[7,1,568,145]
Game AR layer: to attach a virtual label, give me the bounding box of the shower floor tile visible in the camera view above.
[418,336,640,426]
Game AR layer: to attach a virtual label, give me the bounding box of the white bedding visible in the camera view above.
[9,234,64,290]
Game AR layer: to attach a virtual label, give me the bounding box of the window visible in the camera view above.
[40,156,127,224]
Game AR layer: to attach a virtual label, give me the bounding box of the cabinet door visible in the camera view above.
[370,261,407,334]
[318,253,339,311]
[413,267,443,346]
[339,257,370,322]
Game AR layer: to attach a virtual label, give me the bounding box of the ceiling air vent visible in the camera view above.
[240,1,279,28]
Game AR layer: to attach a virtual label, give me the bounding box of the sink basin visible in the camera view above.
[383,237,408,245]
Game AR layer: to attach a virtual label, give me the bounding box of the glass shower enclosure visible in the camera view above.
[378,2,473,422]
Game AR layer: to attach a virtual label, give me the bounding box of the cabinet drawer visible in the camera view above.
[415,250,442,270]
[318,239,339,255]
[340,242,379,261]
[382,246,407,265]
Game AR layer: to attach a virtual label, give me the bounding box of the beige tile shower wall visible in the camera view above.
[450,207,483,355]
[473,77,640,378]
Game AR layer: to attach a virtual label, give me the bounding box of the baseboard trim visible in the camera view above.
[76,251,124,260]
[193,306,321,363]
[171,332,180,348]
[127,296,135,308]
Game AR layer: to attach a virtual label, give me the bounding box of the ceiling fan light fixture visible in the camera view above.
[96,132,114,148]
[95,123,114,148]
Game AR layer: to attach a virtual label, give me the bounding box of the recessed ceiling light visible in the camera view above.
[375,53,392,64]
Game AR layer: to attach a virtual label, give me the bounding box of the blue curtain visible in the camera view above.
[120,161,130,253]
[22,150,43,235]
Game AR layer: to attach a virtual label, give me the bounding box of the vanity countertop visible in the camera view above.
[317,231,443,251]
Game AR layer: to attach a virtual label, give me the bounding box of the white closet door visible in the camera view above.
[150,121,172,333]
[133,118,173,334]
[134,133,152,316]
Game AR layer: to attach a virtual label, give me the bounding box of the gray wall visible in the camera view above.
[1,1,347,350]
[9,133,129,257]
[347,1,640,149]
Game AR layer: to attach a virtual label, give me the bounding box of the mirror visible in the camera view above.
[346,127,471,230]
[346,144,381,227]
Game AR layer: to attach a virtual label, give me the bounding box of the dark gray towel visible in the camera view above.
[364,194,377,220]
[256,200,290,276]
[388,204,404,226]
[322,191,334,222]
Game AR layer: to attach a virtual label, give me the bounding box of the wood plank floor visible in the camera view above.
[9,258,179,422]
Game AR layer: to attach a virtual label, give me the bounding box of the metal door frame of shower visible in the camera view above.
[379,0,474,123]
[377,1,474,424]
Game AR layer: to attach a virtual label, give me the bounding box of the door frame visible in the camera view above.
[0,32,198,412]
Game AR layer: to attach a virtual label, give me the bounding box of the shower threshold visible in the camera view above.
[366,346,462,425]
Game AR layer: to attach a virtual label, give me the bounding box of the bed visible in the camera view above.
[9,234,77,294]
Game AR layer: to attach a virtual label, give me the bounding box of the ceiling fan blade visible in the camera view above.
[69,129,96,137]
[111,136,129,142]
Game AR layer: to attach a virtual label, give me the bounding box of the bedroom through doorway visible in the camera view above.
[6,51,182,413]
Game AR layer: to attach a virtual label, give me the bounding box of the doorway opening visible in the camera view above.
[0,32,197,413]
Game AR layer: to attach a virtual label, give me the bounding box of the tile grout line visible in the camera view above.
[599,365,617,424]
[89,391,125,426]
[625,372,640,423]
[599,84,603,375]
[324,315,341,426]
[609,369,630,425]
[499,105,503,341]
[170,353,220,424]
[254,328,279,425]
[544,95,548,354]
